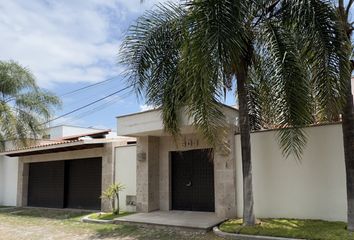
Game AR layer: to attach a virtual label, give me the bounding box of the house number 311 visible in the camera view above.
[181,138,199,148]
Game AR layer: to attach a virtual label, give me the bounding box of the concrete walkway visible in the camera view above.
[114,211,226,231]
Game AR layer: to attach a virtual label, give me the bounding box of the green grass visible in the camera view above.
[219,218,354,240]
[88,212,133,220]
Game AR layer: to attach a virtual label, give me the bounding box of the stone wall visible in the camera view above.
[136,136,160,212]
[135,129,237,219]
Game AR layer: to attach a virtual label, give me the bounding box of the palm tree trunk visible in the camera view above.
[338,2,354,230]
[343,74,354,231]
[236,63,256,226]
[116,192,120,215]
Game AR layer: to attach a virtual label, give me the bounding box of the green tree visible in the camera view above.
[121,0,348,226]
[0,61,61,150]
[335,0,354,231]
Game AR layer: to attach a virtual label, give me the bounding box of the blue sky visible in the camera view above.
[0,0,236,130]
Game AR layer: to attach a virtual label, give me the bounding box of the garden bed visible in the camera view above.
[82,212,134,224]
[217,218,353,240]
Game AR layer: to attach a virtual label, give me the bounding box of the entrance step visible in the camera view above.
[114,210,226,232]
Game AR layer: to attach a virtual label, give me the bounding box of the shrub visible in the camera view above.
[101,183,125,215]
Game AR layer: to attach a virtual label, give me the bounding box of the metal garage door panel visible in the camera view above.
[28,161,65,208]
[65,158,102,210]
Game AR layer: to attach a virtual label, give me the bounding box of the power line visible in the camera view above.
[42,84,133,125]
[59,75,120,97]
[56,91,132,126]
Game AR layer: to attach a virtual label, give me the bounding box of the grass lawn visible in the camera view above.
[88,212,133,220]
[0,208,221,240]
[219,218,354,240]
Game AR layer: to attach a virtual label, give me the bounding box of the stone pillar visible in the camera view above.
[136,136,159,212]
[214,127,237,218]
[101,143,115,212]
[17,159,29,207]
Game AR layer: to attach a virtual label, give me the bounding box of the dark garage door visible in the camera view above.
[28,158,102,210]
[171,149,215,212]
[28,161,65,208]
[65,158,102,210]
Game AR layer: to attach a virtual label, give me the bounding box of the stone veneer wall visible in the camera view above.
[17,146,116,212]
[136,136,159,212]
[136,127,237,219]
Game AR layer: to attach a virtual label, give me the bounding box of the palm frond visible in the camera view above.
[282,0,351,120]
[0,61,61,149]
[260,20,313,158]
[120,2,186,136]
[178,0,247,146]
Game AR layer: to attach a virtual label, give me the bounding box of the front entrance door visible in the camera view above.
[171,149,214,212]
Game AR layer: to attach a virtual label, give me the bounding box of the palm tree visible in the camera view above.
[0,61,61,150]
[120,0,348,225]
[335,0,354,231]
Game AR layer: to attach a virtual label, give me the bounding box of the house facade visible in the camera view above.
[117,106,238,219]
[0,109,348,222]
[116,107,347,221]
[0,125,137,212]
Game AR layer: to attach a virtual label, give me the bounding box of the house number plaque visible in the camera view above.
[181,138,199,148]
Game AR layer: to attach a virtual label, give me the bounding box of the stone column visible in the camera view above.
[101,143,115,212]
[136,136,159,212]
[214,127,237,218]
[17,159,29,207]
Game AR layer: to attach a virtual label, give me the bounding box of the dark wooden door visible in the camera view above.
[171,149,215,212]
[28,161,65,208]
[64,158,102,210]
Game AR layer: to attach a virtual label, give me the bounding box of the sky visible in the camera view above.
[0,0,236,130]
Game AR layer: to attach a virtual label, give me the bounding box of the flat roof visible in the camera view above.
[116,103,238,119]
[59,129,111,140]
[46,124,106,130]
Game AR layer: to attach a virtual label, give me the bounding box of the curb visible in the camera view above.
[81,215,114,224]
[113,219,209,232]
[213,227,305,240]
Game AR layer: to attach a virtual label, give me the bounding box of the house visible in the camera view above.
[117,106,238,218]
[0,125,137,212]
[116,106,347,222]
[0,107,348,223]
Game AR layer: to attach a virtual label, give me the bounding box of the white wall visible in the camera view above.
[48,125,112,139]
[235,124,346,221]
[0,156,18,206]
[115,145,137,212]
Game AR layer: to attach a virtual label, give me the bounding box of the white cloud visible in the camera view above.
[0,0,171,89]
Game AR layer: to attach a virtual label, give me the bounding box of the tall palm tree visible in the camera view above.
[335,0,354,231]
[121,0,349,225]
[0,61,61,150]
